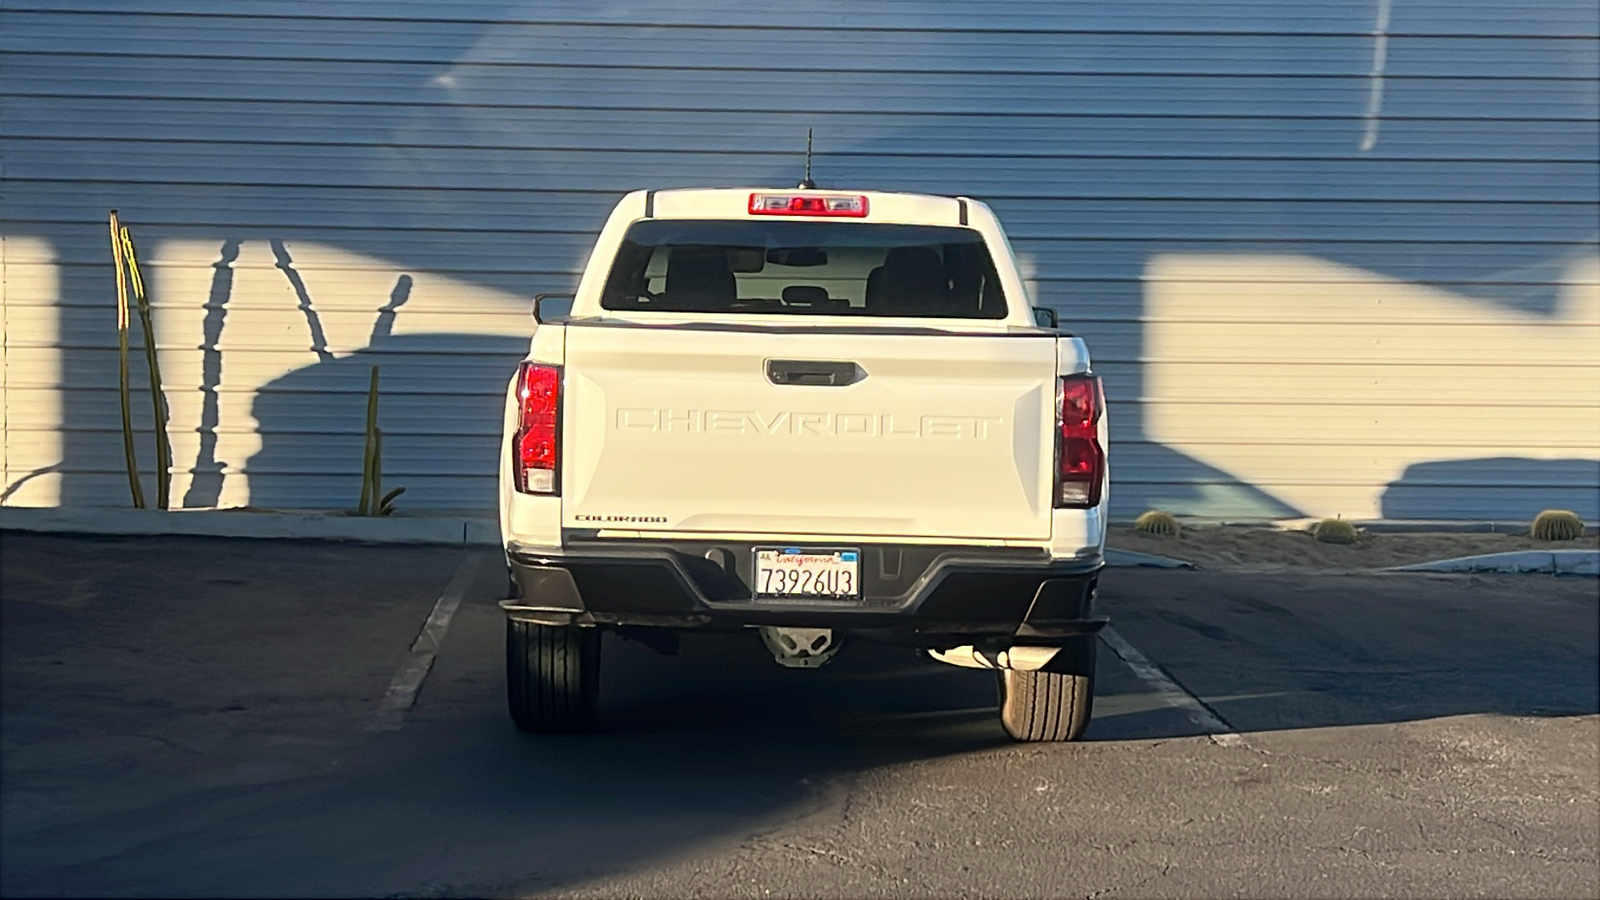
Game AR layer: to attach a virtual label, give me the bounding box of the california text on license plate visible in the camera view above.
[754,548,861,600]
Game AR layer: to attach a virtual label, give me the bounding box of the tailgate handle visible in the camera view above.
[766,359,864,387]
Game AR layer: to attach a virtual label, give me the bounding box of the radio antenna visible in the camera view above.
[798,128,816,190]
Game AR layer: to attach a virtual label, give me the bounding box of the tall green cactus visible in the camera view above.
[121,225,171,508]
[358,366,380,515]
[109,211,144,508]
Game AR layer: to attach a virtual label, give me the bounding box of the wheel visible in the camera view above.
[996,640,1095,742]
[506,619,600,732]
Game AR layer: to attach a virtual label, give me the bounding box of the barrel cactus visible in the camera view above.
[1531,509,1585,541]
[1313,517,1359,545]
[1133,510,1182,537]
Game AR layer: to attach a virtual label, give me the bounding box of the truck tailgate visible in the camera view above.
[562,325,1057,541]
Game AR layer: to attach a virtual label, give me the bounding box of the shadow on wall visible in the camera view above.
[180,239,243,508]
[241,260,527,510]
[246,333,528,511]
[1140,252,1600,520]
[1382,457,1600,522]
[1109,453,1303,520]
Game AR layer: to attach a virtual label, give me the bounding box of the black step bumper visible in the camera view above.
[502,539,1105,650]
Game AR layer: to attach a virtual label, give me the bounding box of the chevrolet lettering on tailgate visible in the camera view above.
[614,408,1004,439]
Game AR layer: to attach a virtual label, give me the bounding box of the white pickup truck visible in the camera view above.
[498,188,1108,741]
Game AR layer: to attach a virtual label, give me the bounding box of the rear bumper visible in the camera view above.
[502,539,1105,649]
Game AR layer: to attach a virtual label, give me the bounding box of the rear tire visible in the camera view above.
[506,620,600,732]
[996,642,1095,742]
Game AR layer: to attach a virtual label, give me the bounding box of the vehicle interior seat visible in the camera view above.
[866,246,949,315]
[665,247,737,309]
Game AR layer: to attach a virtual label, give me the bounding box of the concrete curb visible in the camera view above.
[0,506,497,546]
[3,507,1591,575]
[1109,517,1597,534]
[1386,549,1600,576]
[4,507,1203,567]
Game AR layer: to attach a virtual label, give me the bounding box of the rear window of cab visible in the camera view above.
[599,220,1008,319]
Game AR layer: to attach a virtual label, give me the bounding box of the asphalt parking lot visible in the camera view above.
[2,532,1596,898]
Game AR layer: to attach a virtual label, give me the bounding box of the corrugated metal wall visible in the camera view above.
[3,0,1597,520]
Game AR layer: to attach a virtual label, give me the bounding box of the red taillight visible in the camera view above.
[748,193,868,217]
[514,362,561,494]
[1057,374,1105,508]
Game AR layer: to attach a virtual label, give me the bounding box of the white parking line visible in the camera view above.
[369,552,487,732]
[1100,626,1243,746]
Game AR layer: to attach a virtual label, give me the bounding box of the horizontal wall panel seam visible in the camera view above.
[11,386,1595,405]
[11,272,1593,290]
[14,436,1596,457]
[9,219,1596,249]
[4,7,1597,38]
[13,356,1596,372]
[11,421,1593,448]
[2,34,1592,79]
[7,48,1600,82]
[3,178,1588,204]
[18,138,1592,165]
[8,94,1598,123]
[19,376,1583,395]
[8,179,1598,205]
[7,135,1598,167]
[6,53,1594,86]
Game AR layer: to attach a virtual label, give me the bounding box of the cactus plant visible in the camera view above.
[371,427,384,518]
[355,367,405,516]
[1531,509,1584,541]
[378,487,406,517]
[357,367,380,515]
[109,211,144,508]
[121,224,172,508]
[1312,517,1359,545]
[1133,510,1181,537]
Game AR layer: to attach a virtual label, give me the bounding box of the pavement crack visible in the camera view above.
[1085,863,1173,900]
[784,842,855,866]
[1468,810,1528,842]
[133,732,204,755]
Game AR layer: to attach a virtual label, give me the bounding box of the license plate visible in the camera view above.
[753,548,861,600]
